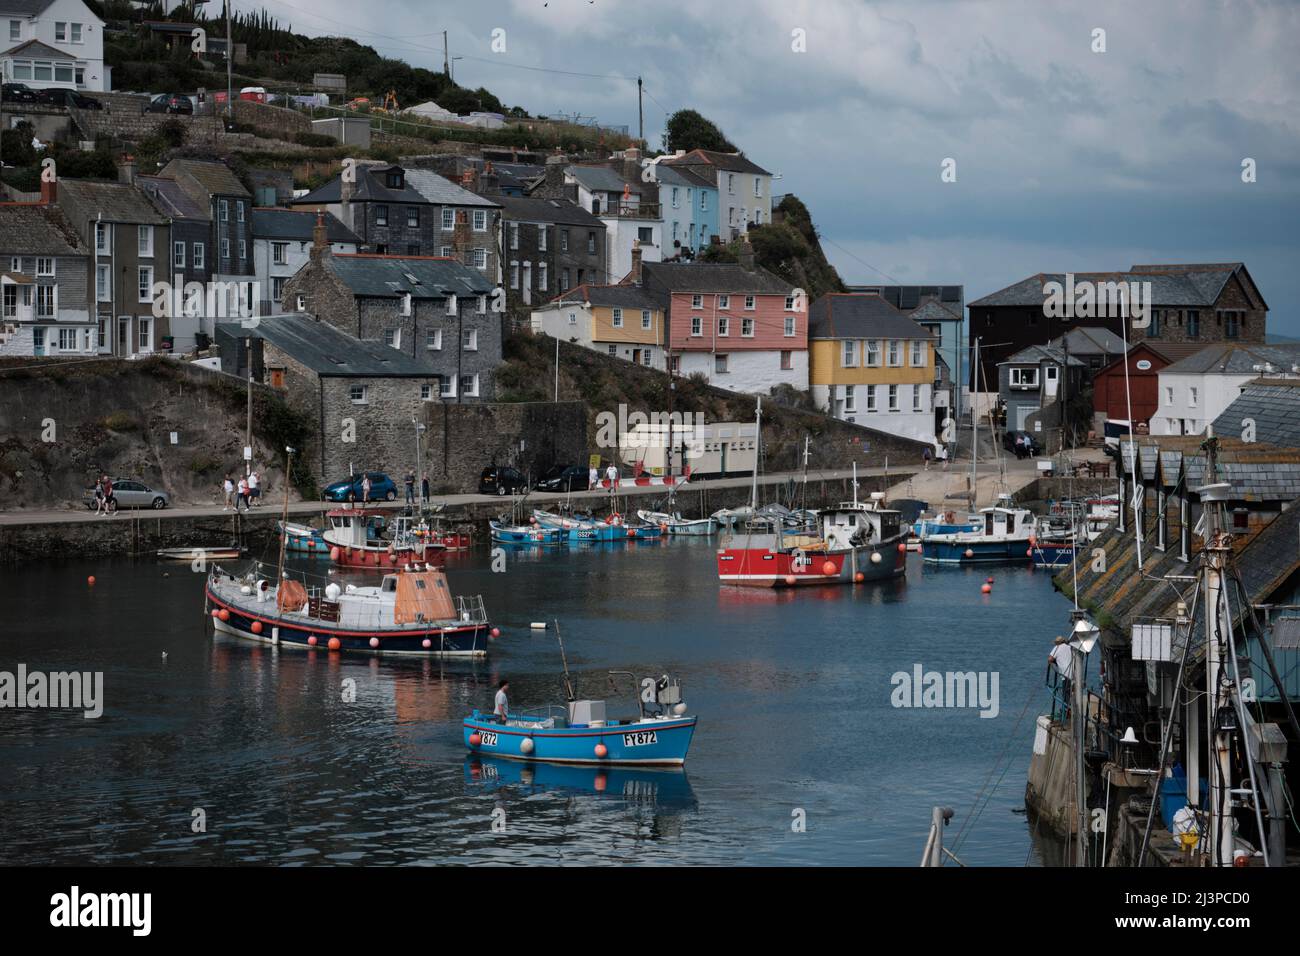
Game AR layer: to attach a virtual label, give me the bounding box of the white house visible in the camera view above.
[1151,344,1300,436]
[565,153,663,284]
[251,208,358,314]
[0,0,107,92]
[660,149,774,242]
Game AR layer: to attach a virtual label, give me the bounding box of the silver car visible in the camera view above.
[82,478,171,510]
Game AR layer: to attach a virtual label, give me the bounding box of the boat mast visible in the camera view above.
[276,445,295,582]
[1198,441,1234,866]
[750,395,762,512]
[970,338,980,508]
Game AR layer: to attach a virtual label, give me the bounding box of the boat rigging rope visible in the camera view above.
[949,687,1036,857]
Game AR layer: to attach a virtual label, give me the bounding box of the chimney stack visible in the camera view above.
[479,161,500,196]
[627,240,642,285]
[310,210,329,261]
[738,236,755,272]
[453,209,471,264]
[541,153,567,197]
[621,147,642,186]
[40,174,56,205]
[118,154,137,185]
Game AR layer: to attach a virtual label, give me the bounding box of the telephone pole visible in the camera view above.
[443,31,450,77]
[637,76,644,146]
[225,0,233,122]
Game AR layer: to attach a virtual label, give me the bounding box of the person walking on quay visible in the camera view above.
[93,476,106,515]
[605,462,619,491]
[236,475,249,512]
[588,463,600,490]
[938,444,949,471]
[494,679,510,724]
[421,473,430,503]
[361,474,372,505]
[405,469,416,505]
[222,474,235,511]
[100,474,116,516]
[247,470,260,507]
[922,446,932,471]
[1014,433,1025,460]
[1049,635,1073,720]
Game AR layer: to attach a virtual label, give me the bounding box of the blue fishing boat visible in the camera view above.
[464,639,696,765]
[921,498,1039,564]
[489,519,564,545]
[279,520,328,554]
[912,511,980,538]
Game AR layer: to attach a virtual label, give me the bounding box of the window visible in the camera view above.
[741,318,754,336]
[691,316,702,336]
[842,340,858,367]
[727,173,735,194]
[193,243,204,269]
[1009,367,1038,387]
[442,208,455,230]
[460,373,479,397]
[440,246,453,258]
[607,344,617,356]
[237,202,245,223]
[71,23,82,44]
[1165,386,1173,406]
[472,210,487,232]
[421,384,434,401]
[34,257,52,278]
[719,295,730,310]
[910,341,925,366]
[913,387,923,412]
[138,266,153,303]
[272,242,288,265]
[744,295,755,310]
[8,20,19,43]
[887,340,902,366]
[219,200,228,221]
[784,295,797,311]
[538,226,547,252]
[866,340,880,366]
[1187,310,1200,338]
[510,261,519,289]
[587,232,597,254]
[509,223,519,250]
[692,294,703,309]
[1189,386,1198,408]
[36,285,55,318]
[272,277,286,301]
[781,350,793,370]
[463,330,478,351]
[58,328,78,351]
[172,241,186,269]
[560,229,569,252]
[888,385,899,411]
[1150,309,1161,337]
[376,205,388,226]
[671,187,680,209]
[715,354,729,374]
[138,317,150,351]
[784,315,796,337]
[238,240,247,260]
[55,21,66,42]
[612,307,623,328]
[95,223,109,254]
[2,285,15,316]
[561,268,570,292]
[407,208,419,228]
[538,262,548,291]
[426,329,442,350]
[400,292,412,316]
[642,309,652,330]
[844,385,856,412]
[568,312,577,326]
[221,239,230,259]
[477,295,487,314]
[472,248,487,271]
[296,295,306,312]
[440,376,455,398]
[1223,311,1241,339]
[718,316,729,336]
[383,329,400,349]
[866,385,877,412]
[349,384,368,404]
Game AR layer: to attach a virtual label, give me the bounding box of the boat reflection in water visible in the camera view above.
[465,755,698,815]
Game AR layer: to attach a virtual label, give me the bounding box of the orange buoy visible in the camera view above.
[211,608,220,618]
[784,575,798,586]
[627,529,636,538]
[422,638,432,648]
[369,637,380,648]
[218,608,230,622]
[490,627,501,638]
[593,772,608,792]
[307,635,318,646]
[330,546,340,561]
[251,621,263,635]
[594,743,608,759]
[469,733,482,747]
[1026,548,1034,557]
[854,572,865,583]
[821,560,836,575]
[981,584,992,594]
[897,543,906,553]
[964,549,975,558]
[87,575,96,586]
[327,637,341,650]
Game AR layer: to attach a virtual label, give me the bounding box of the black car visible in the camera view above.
[1,82,37,104]
[36,88,102,110]
[1002,429,1041,458]
[146,93,194,115]
[535,465,590,493]
[478,466,528,497]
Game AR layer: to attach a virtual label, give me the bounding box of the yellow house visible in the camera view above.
[809,293,938,443]
[530,284,669,369]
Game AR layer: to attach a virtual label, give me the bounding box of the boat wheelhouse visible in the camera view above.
[716,492,907,587]
[920,497,1038,564]
[323,509,444,568]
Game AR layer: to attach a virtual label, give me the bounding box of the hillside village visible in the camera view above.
[0,0,1290,501]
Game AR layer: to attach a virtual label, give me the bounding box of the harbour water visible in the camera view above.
[0,539,1074,865]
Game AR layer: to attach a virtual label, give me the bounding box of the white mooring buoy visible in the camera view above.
[530,622,547,630]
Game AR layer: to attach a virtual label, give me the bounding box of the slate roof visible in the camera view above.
[999,344,1086,367]
[0,0,57,15]
[1046,326,1127,355]
[908,297,963,323]
[1115,436,1300,502]
[1211,380,1300,451]
[661,149,771,176]
[1161,343,1300,375]
[138,174,209,221]
[404,168,499,208]
[549,283,666,311]
[58,179,167,225]
[217,313,433,378]
[160,159,250,205]
[1,38,71,59]
[970,265,1251,309]
[808,293,930,340]
[252,208,359,244]
[654,164,714,190]
[567,164,641,195]
[495,195,604,228]
[293,164,428,206]
[326,254,493,299]
[0,203,86,255]
[641,261,792,296]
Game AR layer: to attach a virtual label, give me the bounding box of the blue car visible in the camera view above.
[322,471,399,503]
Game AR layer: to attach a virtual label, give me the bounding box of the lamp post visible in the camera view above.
[1070,610,1100,867]
[412,418,426,508]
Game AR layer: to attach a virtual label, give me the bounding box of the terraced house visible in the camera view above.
[0,0,107,92]
[808,293,938,445]
[280,234,497,402]
[529,283,668,370]
[660,148,774,240]
[0,193,90,357]
[57,174,170,356]
[968,262,1268,392]
[496,194,606,310]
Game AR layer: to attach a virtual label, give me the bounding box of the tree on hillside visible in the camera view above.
[664,109,736,153]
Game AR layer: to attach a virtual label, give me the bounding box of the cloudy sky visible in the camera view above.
[251,0,1300,337]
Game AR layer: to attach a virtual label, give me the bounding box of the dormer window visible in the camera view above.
[386,170,404,190]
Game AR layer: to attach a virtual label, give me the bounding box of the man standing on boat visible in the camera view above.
[494,679,510,723]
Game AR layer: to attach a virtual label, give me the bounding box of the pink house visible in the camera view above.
[640,258,805,393]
